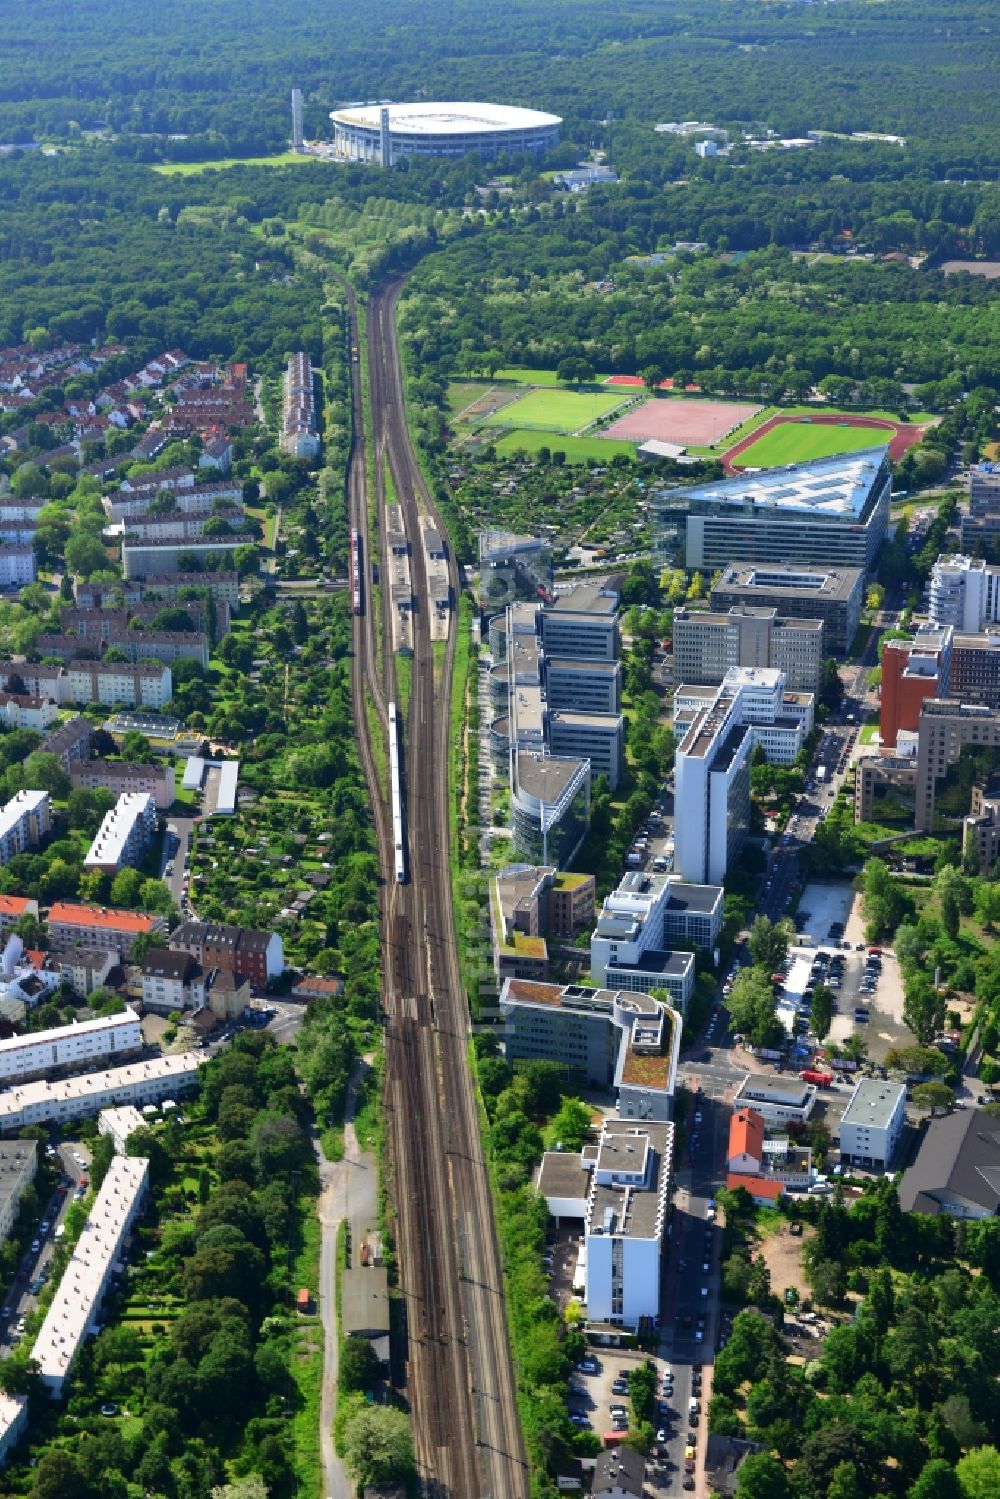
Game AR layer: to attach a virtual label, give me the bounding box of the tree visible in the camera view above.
[909,1460,962,1499]
[904,970,945,1045]
[956,1447,1000,1499]
[340,1336,381,1393]
[550,1097,592,1151]
[936,864,965,940]
[64,531,111,578]
[342,1404,415,1488]
[973,882,1000,932]
[30,1451,92,1499]
[734,1452,791,1499]
[828,1464,865,1499]
[864,857,905,940]
[911,1082,955,1115]
[94,1323,142,1375]
[811,984,834,1042]
[22,751,70,799]
[212,1481,269,1499]
[748,915,790,971]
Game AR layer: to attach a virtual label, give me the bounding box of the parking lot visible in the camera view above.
[796,881,909,1062]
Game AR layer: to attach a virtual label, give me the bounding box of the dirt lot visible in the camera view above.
[756,1223,814,1302]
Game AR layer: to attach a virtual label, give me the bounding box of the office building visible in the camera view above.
[709,561,864,654]
[538,583,620,661]
[948,629,1000,711]
[0,1007,142,1086]
[838,1078,905,1169]
[500,977,681,1122]
[584,1118,673,1328]
[964,777,1000,873]
[98,1104,146,1155]
[84,792,156,874]
[674,668,814,883]
[511,751,591,867]
[672,606,824,694]
[914,699,1000,832]
[0,790,50,865]
[544,657,622,714]
[0,1052,202,1133]
[0,1141,37,1243]
[478,530,553,608]
[71,758,176,810]
[490,865,595,982]
[590,870,721,1005]
[879,626,952,748]
[46,902,167,960]
[854,751,917,826]
[547,711,624,787]
[734,1073,817,1125]
[963,463,1000,550]
[899,1107,1000,1217]
[33,1156,149,1396]
[929,554,1000,632]
[658,449,892,574]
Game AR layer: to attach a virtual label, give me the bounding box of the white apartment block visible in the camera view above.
[839,1078,906,1169]
[928,554,1000,633]
[0,1007,142,1086]
[0,1141,37,1243]
[0,546,36,587]
[0,789,51,865]
[674,667,814,883]
[84,792,156,873]
[3,662,173,710]
[98,1104,146,1154]
[0,1052,202,1133]
[33,1156,149,1396]
[0,1394,27,1469]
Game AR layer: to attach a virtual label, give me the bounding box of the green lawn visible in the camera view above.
[493,428,636,462]
[735,419,898,468]
[489,387,628,434]
[152,152,318,174]
[447,381,492,414]
[494,367,561,385]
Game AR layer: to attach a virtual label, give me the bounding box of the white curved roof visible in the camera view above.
[330,101,561,136]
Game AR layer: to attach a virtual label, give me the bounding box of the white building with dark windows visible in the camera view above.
[839,1078,905,1169]
[657,448,892,574]
[0,790,50,865]
[590,870,722,1009]
[928,554,1000,633]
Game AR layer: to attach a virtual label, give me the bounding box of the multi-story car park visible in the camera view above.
[657,448,891,574]
[32,1156,149,1397]
[708,560,865,655]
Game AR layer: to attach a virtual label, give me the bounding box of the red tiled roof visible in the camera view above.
[728,1108,765,1166]
[47,902,159,934]
[0,895,33,918]
[727,1172,782,1201]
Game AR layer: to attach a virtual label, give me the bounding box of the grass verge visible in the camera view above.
[365,687,389,799]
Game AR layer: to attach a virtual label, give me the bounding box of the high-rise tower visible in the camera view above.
[291,88,304,151]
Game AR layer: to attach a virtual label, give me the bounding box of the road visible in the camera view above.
[366,279,527,1497]
[162,814,198,912]
[316,1059,377,1499]
[0,1141,89,1356]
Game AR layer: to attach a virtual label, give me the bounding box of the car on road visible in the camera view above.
[30,1239,39,1253]
[569,1412,589,1427]
[657,1427,667,1442]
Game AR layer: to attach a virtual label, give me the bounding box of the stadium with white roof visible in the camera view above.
[329,101,561,164]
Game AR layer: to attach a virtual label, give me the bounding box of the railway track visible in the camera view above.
[367,278,528,1498]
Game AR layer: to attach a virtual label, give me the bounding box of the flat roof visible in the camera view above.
[341,1266,390,1335]
[0,1007,138,1061]
[712,561,863,601]
[548,583,618,617]
[663,449,888,521]
[608,950,693,980]
[0,1052,202,1124]
[664,880,723,914]
[588,1119,673,1240]
[32,1156,148,1387]
[537,1150,595,1200]
[737,1073,813,1104]
[331,101,561,134]
[0,1141,35,1212]
[515,751,586,803]
[99,1103,145,1141]
[841,1077,905,1130]
[549,710,624,732]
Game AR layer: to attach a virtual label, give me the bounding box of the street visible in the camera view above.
[0,1141,90,1355]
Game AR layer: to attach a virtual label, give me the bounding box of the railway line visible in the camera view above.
[365,277,528,1498]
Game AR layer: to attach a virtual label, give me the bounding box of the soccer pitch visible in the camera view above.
[493,429,636,461]
[489,388,628,433]
[735,419,894,468]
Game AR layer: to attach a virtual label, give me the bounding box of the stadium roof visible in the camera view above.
[666,448,889,520]
[330,102,561,135]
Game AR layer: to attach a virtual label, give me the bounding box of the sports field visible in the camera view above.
[152,152,315,175]
[493,429,636,461]
[733,420,890,467]
[491,388,629,433]
[603,398,761,446]
[723,411,928,472]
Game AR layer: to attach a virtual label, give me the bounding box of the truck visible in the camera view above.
[801,1069,833,1087]
[816,765,828,783]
